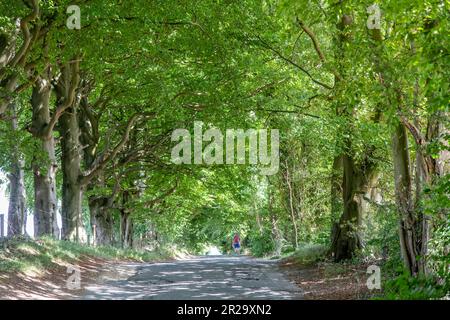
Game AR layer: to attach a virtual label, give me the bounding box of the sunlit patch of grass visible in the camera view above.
[16,244,40,255]
[282,243,328,265]
[0,236,171,274]
[0,256,23,272]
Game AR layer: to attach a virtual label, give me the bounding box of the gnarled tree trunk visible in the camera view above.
[78,94,116,246]
[89,196,114,246]
[31,76,59,238]
[394,113,448,276]
[331,151,380,261]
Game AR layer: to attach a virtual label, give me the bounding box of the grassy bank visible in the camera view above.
[279,244,329,265]
[0,236,172,274]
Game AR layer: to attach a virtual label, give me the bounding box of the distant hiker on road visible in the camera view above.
[232,233,241,255]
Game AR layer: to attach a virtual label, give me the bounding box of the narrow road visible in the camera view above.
[82,256,303,300]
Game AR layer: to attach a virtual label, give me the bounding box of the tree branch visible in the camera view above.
[257,36,334,90]
[81,112,156,185]
[296,17,342,81]
[9,0,39,68]
[42,58,81,139]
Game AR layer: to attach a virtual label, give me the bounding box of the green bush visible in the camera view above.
[380,272,449,300]
[246,228,275,257]
[424,178,450,286]
[281,244,295,255]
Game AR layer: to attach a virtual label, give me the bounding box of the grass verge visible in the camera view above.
[279,243,328,265]
[0,236,171,274]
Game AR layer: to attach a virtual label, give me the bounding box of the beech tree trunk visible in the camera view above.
[120,191,133,248]
[31,77,59,238]
[331,152,361,260]
[330,13,360,261]
[59,99,83,241]
[89,196,114,246]
[78,94,115,246]
[331,134,380,261]
[7,102,26,236]
[329,13,382,261]
[120,210,133,249]
[56,62,83,241]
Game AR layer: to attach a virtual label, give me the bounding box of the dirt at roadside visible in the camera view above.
[0,256,113,300]
[279,260,375,300]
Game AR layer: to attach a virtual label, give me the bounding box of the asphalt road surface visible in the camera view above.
[82,255,303,300]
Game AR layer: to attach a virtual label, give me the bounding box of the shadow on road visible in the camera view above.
[82,255,303,300]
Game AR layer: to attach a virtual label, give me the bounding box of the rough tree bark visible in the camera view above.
[59,106,83,241]
[331,149,379,261]
[54,59,82,241]
[31,75,59,238]
[89,196,114,245]
[7,102,26,236]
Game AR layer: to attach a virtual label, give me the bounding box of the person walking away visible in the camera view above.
[232,233,241,255]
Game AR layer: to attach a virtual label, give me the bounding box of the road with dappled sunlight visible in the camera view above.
[82,255,303,300]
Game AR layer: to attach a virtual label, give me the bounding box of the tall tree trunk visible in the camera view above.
[391,121,421,275]
[329,13,382,261]
[31,76,59,238]
[59,101,83,241]
[56,63,83,241]
[329,13,359,261]
[7,102,26,236]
